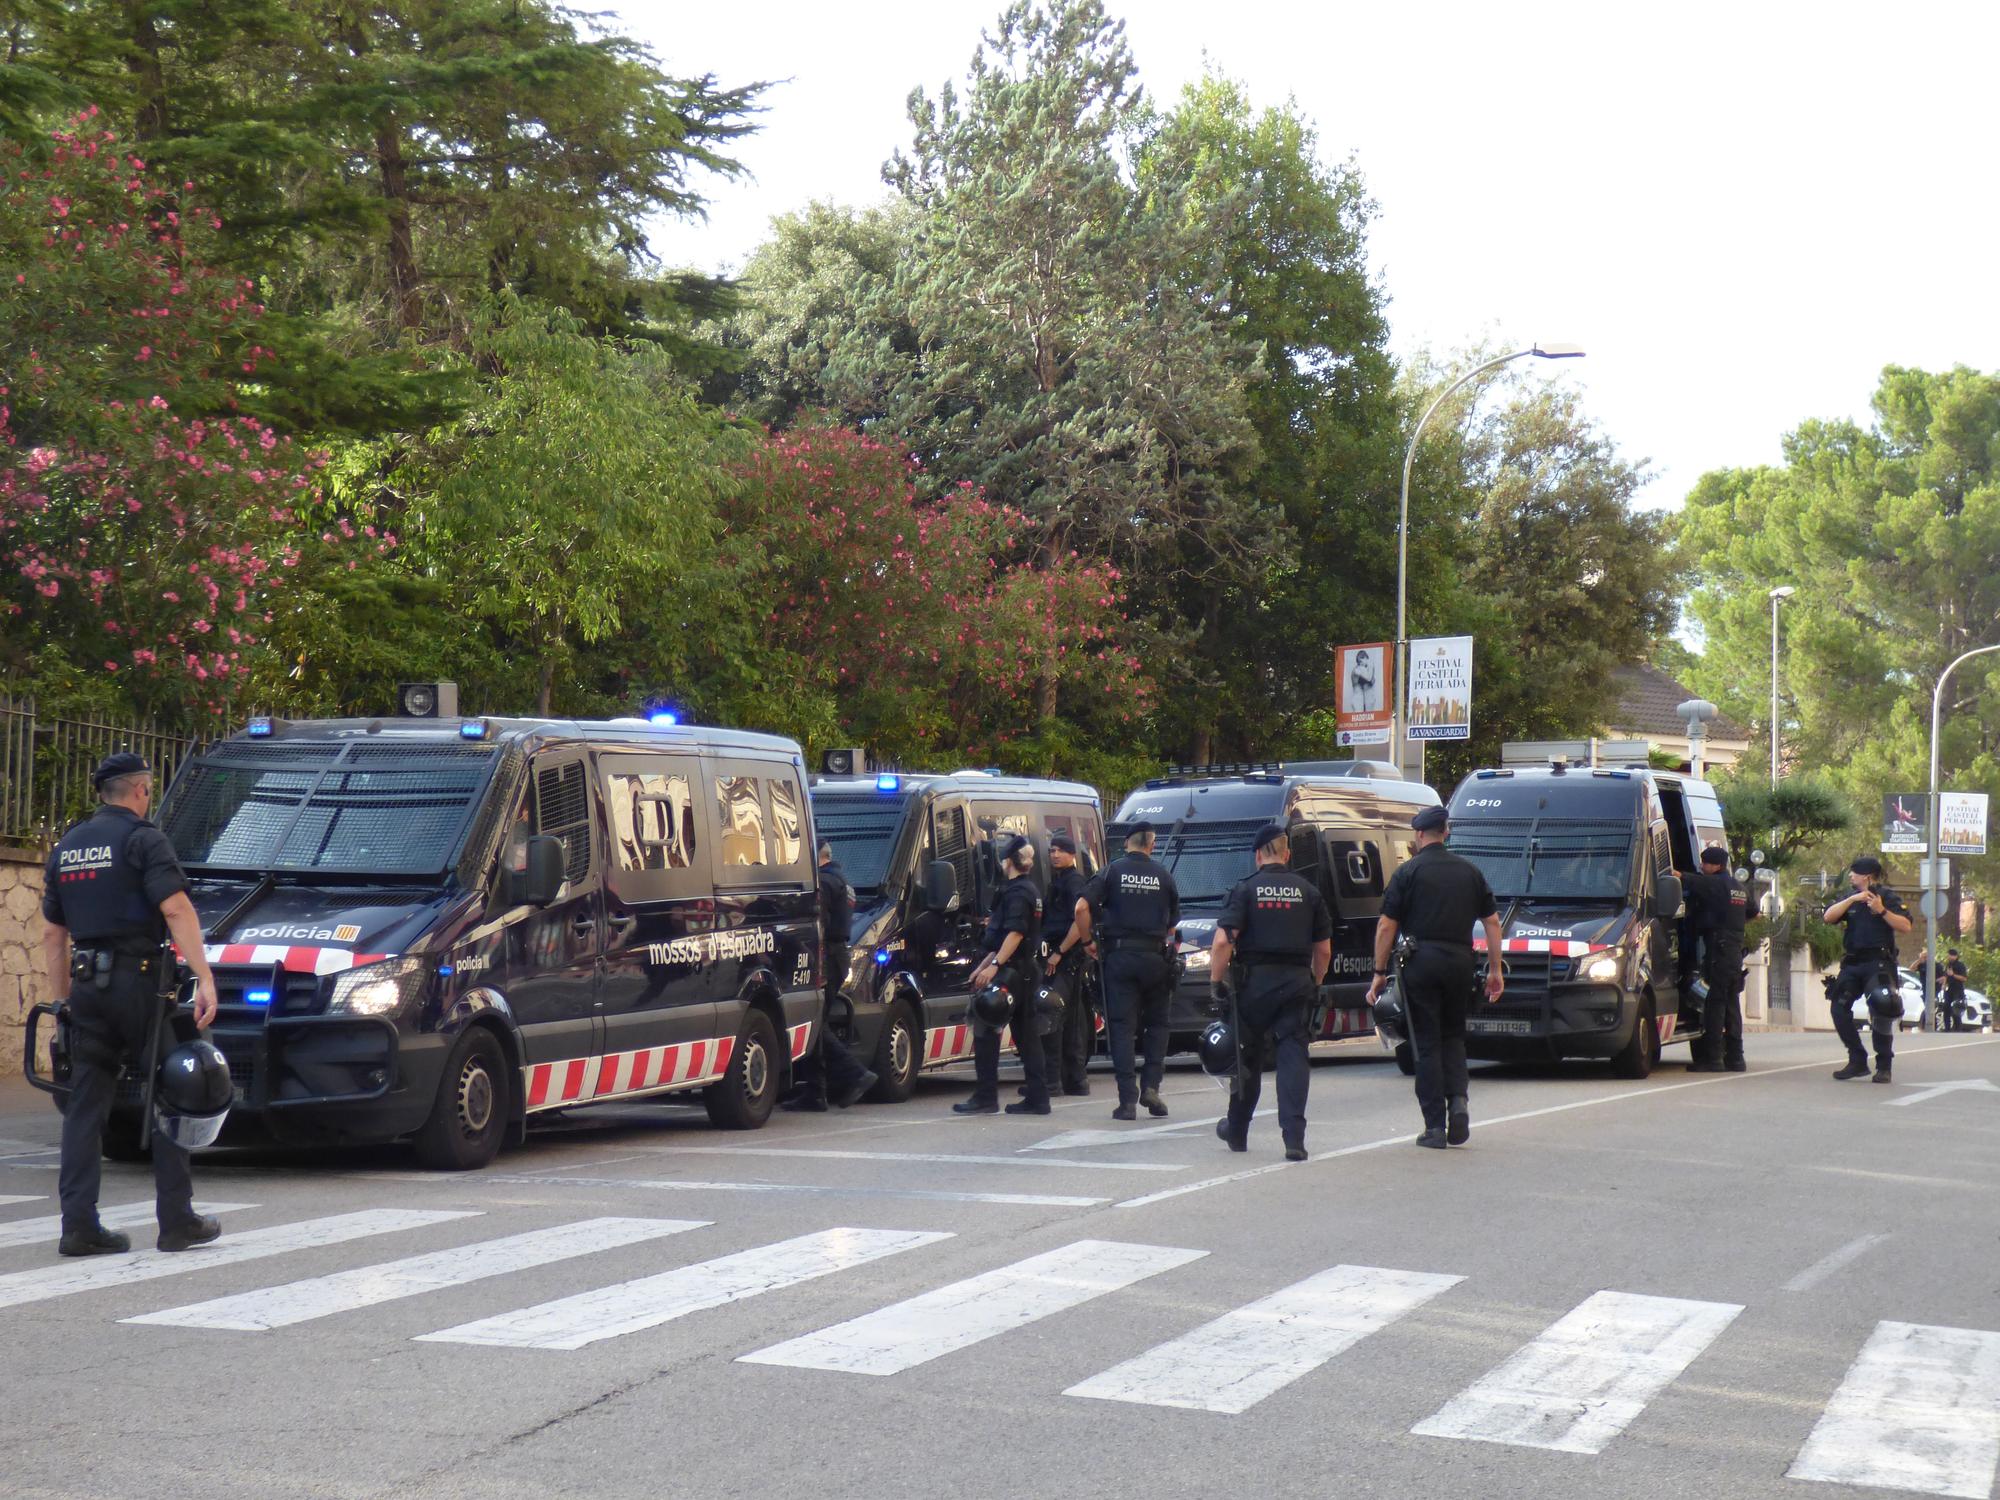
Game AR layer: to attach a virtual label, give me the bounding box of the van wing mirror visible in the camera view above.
[511,835,568,907]
[1655,873,1683,920]
[924,859,959,914]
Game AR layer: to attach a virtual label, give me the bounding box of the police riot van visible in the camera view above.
[1110,762,1442,1051]
[104,696,820,1168]
[1444,740,1728,1078]
[808,768,1105,1097]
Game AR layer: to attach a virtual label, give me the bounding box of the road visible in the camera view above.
[3,1030,1999,1500]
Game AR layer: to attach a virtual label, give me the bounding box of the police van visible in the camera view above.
[76,695,822,1169]
[808,767,1105,1098]
[1110,762,1442,1051]
[1444,740,1728,1078]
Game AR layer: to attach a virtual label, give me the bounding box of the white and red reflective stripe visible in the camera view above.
[522,1035,738,1113]
[788,1021,814,1061]
[1318,1007,1375,1037]
[202,944,391,977]
[924,1024,973,1066]
[1471,937,1608,958]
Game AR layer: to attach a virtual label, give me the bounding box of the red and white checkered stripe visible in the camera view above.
[1317,1006,1376,1038]
[788,1021,814,1061]
[202,943,391,977]
[1472,937,1608,958]
[523,1035,738,1112]
[923,1024,973,1066]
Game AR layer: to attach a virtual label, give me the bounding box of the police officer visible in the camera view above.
[1040,831,1094,1096]
[1682,846,1748,1072]
[1364,806,1503,1149]
[1208,823,1330,1162]
[955,834,1050,1115]
[1942,948,1969,1032]
[39,753,220,1256]
[1076,822,1179,1121]
[782,845,878,1111]
[1825,856,1911,1082]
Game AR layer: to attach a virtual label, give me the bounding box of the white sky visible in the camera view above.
[617,0,1999,511]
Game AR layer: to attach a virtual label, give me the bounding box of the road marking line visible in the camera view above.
[1886,1078,2000,1107]
[1785,1234,1893,1293]
[125,1217,707,1331]
[1025,1112,1264,1152]
[656,1146,1185,1174]
[740,1239,1207,1376]
[1066,1263,1463,1414]
[1789,1320,2000,1497]
[0,1195,45,1208]
[0,1200,255,1252]
[0,1210,477,1311]
[1411,1290,1743,1454]
[482,1173,1106,1208]
[1115,1037,2000,1208]
[419,1227,949,1350]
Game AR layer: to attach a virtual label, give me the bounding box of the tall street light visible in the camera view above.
[1394,343,1585,780]
[1924,641,2000,1026]
[1769,586,1796,780]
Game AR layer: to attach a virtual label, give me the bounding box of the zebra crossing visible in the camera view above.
[2,1197,1996,1494]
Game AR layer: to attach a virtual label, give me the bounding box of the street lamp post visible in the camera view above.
[1393,342,1585,781]
[1769,586,1795,780]
[1924,641,2000,1027]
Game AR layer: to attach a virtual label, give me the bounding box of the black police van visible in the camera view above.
[1110,762,1442,1051]
[808,769,1105,1098]
[1444,744,1728,1077]
[104,698,821,1168]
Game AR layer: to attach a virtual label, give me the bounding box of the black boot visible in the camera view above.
[1832,1056,1871,1081]
[953,1096,999,1115]
[1415,1127,1448,1149]
[58,1224,131,1258]
[157,1214,221,1253]
[1446,1096,1470,1146]
[1139,1088,1168,1118]
[1215,1118,1246,1153]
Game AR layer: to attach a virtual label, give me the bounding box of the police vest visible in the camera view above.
[1094,854,1176,940]
[1228,870,1321,963]
[983,876,1043,963]
[1838,889,1905,959]
[47,806,166,947]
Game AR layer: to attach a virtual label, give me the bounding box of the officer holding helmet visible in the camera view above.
[1825,855,1911,1082]
[1682,846,1749,1072]
[1075,821,1180,1121]
[40,752,221,1256]
[1208,823,1331,1161]
[1041,831,1094,1095]
[954,834,1050,1115]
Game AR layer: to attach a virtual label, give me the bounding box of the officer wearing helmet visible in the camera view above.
[1075,821,1180,1121]
[1207,823,1331,1162]
[1682,846,1749,1072]
[1825,856,1911,1082]
[40,752,222,1256]
[954,834,1050,1115]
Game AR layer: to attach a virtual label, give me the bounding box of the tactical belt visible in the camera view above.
[1101,936,1169,951]
[1842,948,1895,964]
[1241,955,1311,969]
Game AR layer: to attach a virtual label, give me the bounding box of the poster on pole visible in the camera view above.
[1407,635,1473,742]
[1939,791,1989,856]
[1335,642,1393,747]
[1881,793,1929,853]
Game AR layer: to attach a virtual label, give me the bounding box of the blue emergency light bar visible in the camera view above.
[247,717,273,737]
[875,773,900,792]
[874,949,892,965]
[458,718,488,739]
[649,710,680,727]
[244,989,273,1005]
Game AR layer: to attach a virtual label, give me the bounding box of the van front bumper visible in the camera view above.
[1462,985,1636,1060]
[208,1015,446,1143]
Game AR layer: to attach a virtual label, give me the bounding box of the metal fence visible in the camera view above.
[0,695,202,847]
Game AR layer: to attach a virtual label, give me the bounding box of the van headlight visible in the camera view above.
[327,956,429,1018]
[1583,952,1622,983]
[1180,946,1211,971]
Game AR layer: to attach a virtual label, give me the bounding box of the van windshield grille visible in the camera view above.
[811,792,909,894]
[1150,818,1266,905]
[1451,818,1634,900]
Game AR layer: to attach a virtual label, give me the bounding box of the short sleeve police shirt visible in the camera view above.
[1043,866,1085,944]
[985,876,1041,954]
[1218,869,1330,961]
[1082,853,1178,939]
[42,805,186,939]
[1686,869,1748,940]
[1380,844,1497,946]
[1833,888,1906,958]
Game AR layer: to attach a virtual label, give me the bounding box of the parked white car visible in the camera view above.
[1844,967,1991,1032]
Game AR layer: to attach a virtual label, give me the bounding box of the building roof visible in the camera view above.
[1603,663,1750,742]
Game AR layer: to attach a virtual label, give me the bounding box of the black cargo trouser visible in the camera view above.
[972,962,1049,1107]
[1702,935,1745,1065]
[1046,948,1094,1092]
[58,965,194,1235]
[1101,946,1173,1106]
[1830,955,1895,1067]
[1403,942,1474,1131]
[795,947,873,1102]
[1225,967,1313,1149]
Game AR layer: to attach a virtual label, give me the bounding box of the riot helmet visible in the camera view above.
[1033,985,1064,1037]
[1197,1017,1236,1077]
[154,1039,233,1150]
[968,983,1013,1030]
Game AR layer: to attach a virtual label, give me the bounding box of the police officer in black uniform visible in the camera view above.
[1683,846,1749,1072]
[1942,948,1969,1032]
[782,845,879,1111]
[1076,822,1180,1121]
[40,753,221,1256]
[1040,831,1094,1096]
[1365,806,1504,1149]
[1825,856,1911,1082]
[1208,823,1331,1162]
[955,835,1050,1115]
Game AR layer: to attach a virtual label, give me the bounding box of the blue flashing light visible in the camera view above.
[458,718,488,740]
[874,949,892,966]
[649,709,680,728]
[244,989,273,1005]
[247,716,273,737]
[437,964,455,977]
[875,773,900,792]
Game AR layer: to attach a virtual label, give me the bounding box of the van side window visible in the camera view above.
[606,769,697,871]
[769,776,807,866]
[1330,839,1384,897]
[534,759,592,886]
[715,775,768,867]
[934,803,975,911]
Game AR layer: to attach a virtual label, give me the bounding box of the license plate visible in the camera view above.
[1468,1019,1533,1035]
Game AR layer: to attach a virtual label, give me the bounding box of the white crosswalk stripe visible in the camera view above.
[0,1195,43,1208]
[1066,1263,1463,1414]
[0,1210,476,1312]
[0,1200,256,1252]
[125,1217,706,1331]
[1411,1290,1742,1453]
[418,1227,950,1351]
[1788,1320,2000,1497]
[740,1239,1206,1376]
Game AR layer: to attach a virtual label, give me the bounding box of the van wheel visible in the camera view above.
[706,1009,779,1130]
[1611,998,1659,1080]
[867,1002,919,1103]
[102,1111,149,1163]
[1394,1043,1416,1077]
[414,1028,509,1170]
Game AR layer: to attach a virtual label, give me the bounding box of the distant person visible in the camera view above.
[1943,948,1970,1032]
[1075,822,1180,1121]
[1824,857,1911,1083]
[954,835,1049,1116]
[1040,832,1094,1096]
[783,845,877,1111]
[1681,847,1748,1072]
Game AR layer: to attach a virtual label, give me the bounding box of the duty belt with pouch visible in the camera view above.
[69,942,162,991]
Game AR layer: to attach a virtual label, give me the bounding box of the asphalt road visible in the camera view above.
[3,1029,1999,1500]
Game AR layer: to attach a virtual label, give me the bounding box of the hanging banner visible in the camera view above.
[1335,642,1393,747]
[1939,791,1989,856]
[1881,793,1929,854]
[1407,635,1473,742]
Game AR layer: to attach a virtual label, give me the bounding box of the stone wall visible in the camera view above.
[0,846,52,1076]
